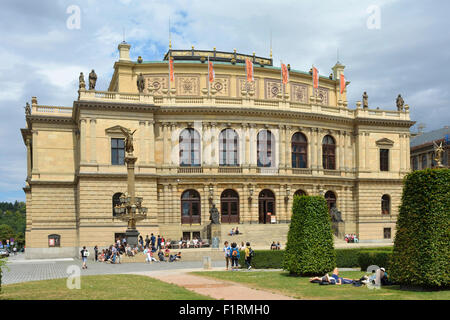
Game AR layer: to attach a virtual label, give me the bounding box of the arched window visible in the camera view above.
[325,191,337,213]
[294,189,307,197]
[219,129,239,166]
[322,135,336,170]
[112,192,124,216]
[258,189,276,224]
[292,132,308,168]
[257,130,275,167]
[381,195,390,215]
[181,190,201,224]
[179,128,201,166]
[220,189,239,223]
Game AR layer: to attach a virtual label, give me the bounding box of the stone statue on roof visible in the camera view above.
[89,69,97,90]
[137,73,145,93]
[25,102,31,116]
[79,72,86,89]
[396,94,404,111]
[362,92,368,109]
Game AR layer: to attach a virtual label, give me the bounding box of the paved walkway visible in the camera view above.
[131,269,297,300]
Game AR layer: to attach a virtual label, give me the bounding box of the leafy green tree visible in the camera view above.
[0,224,15,244]
[283,195,336,276]
[391,168,450,288]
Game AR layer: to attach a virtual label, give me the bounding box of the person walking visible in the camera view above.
[244,242,253,270]
[223,241,231,270]
[80,246,89,269]
[157,235,162,250]
[151,233,156,249]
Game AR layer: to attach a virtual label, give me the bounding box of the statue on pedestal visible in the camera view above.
[119,127,137,154]
[330,207,344,223]
[137,73,145,93]
[433,141,445,168]
[89,69,97,90]
[24,102,31,116]
[79,72,86,89]
[362,92,368,109]
[209,204,220,224]
[396,94,404,111]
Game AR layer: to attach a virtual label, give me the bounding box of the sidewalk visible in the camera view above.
[132,268,297,300]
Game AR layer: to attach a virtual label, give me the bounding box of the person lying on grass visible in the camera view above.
[309,268,357,285]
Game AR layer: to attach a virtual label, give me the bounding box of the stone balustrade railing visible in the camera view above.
[31,89,410,122]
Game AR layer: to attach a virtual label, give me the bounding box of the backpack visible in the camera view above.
[232,249,238,257]
[249,248,255,258]
[83,250,90,257]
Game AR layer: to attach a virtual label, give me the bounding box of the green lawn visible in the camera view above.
[0,274,211,300]
[193,271,450,300]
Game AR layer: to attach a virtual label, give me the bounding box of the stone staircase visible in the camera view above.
[220,224,290,249]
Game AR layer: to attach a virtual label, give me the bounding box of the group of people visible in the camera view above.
[344,234,359,243]
[228,227,240,236]
[309,267,391,286]
[270,241,282,250]
[223,241,254,271]
[144,246,182,263]
[177,237,204,248]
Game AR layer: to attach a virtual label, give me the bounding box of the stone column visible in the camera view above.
[359,132,365,169]
[31,130,39,174]
[309,127,314,169]
[406,133,411,171]
[162,123,168,166]
[285,126,291,169]
[365,132,370,171]
[279,125,285,169]
[89,119,97,163]
[399,133,404,172]
[210,122,217,166]
[244,124,250,167]
[335,130,340,170]
[80,119,87,163]
[343,131,348,171]
[148,121,155,165]
[317,129,322,169]
[340,131,345,171]
[352,133,357,172]
[26,138,32,179]
[139,121,146,164]
[163,184,169,224]
[171,123,177,166]
[203,122,210,166]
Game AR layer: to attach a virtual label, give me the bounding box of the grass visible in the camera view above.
[0,274,212,300]
[193,271,450,300]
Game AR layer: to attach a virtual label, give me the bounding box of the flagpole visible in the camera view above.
[208,56,210,98]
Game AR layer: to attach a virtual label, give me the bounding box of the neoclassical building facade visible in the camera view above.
[21,42,414,258]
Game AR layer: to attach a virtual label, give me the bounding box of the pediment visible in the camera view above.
[376,138,394,146]
[105,125,127,135]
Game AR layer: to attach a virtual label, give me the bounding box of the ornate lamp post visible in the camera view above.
[113,127,148,247]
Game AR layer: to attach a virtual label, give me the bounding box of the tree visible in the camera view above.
[390,168,450,288]
[283,195,336,276]
[0,224,15,243]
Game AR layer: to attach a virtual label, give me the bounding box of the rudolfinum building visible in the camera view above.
[21,42,414,258]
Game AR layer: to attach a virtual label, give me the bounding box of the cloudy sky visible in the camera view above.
[0,0,449,202]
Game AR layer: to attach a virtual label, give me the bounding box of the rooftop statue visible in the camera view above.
[396,94,404,111]
[209,203,220,224]
[119,127,137,154]
[25,102,31,116]
[137,73,145,93]
[79,72,86,89]
[362,92,368,109]
[89,69,97,90]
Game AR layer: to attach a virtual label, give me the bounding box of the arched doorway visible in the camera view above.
[294,189,307,197]
[181,189,201,224]
[220,189,239,223]
[258,189,275,224]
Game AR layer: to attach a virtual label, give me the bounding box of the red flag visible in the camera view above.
[208,60,215,83]
[169,58,174,82]
[281,63,289,84]
[246,59,254,82]
[312,66,319,89]
[340,73,346,94]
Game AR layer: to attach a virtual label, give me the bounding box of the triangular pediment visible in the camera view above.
[376,138,395,146]
[105,125,127,135]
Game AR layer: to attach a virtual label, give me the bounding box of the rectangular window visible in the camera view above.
[383,228,391,239]
[111,138,125,165]
[421,154,427,169]
[380,149,389,171]
[412,156,418,170]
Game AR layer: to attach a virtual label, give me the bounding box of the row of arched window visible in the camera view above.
[180,128,337,169]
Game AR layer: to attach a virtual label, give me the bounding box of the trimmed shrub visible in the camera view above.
[282,195,336,276]
[238,250,284,269]
[358,252,392,272]
[390,168,450,288]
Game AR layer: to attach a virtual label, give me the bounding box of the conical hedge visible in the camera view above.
[390,168,450,288]
[283,195,336,276]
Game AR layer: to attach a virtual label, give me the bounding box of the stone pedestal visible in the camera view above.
[126,228,140,248]
[332,222,345,239]
[208,224,221,248]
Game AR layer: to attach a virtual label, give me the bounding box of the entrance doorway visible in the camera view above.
[258,189,275,224]
[220,189,240,224]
